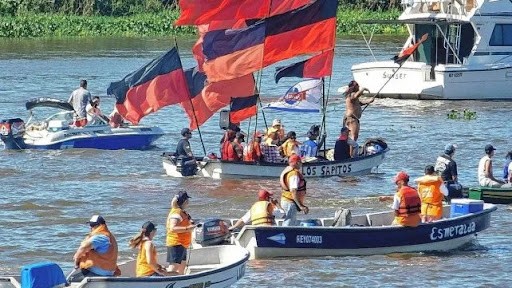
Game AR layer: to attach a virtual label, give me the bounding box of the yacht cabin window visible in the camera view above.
[489,24,512,46]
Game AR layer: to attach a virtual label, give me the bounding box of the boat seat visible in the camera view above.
[366,212,394,226]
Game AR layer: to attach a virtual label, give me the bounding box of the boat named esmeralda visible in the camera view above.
[351,0,512,100]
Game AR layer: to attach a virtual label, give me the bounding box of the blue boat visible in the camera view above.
[0,98,164,150]
[232,202,497,259]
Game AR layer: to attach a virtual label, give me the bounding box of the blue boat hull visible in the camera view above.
[26,133,163,150]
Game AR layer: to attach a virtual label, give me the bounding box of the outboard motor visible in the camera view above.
[0,118,26,149]
[195,219,231,246]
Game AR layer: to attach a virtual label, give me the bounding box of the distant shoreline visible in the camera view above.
[0,9,406,38]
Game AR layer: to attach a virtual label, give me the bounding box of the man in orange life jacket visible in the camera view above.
[69,215,119,282]
[221,130,241,161]
[415,165,448,222]
[280,154,309,226]
[229,189,284,231]
[391,171,422,227]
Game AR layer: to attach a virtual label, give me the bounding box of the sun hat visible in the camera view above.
[272,119,281,127]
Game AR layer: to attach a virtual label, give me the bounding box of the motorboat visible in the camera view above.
[464,186,512,204]
[0,245,249,288]
[351,0,512,100]
[162,138,388,179]
[231,201,496,259]
[0,98,164,150]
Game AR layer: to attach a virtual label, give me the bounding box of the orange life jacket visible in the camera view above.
[79,225,118,272]
[166,208,192,248]
[250,201,274,226]
[244,142,261,162]
[136,239,157,277]
[221,141,239,161]
[393,186,422,227]
[280,167,307,203]
[416,175,444,220]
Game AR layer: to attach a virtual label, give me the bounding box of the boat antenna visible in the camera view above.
[174,36,207,155]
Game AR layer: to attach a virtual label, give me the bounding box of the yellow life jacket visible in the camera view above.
[250,201,274,226]
[166,208,192,248]
[280,167,307,203]
[136,239,157,277]
[416,175,444,220]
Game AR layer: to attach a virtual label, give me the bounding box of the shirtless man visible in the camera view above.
[343,80,375,141]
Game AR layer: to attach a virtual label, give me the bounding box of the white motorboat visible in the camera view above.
[0,98,164,150]
[351,0,512,100]
[0,245,249,288]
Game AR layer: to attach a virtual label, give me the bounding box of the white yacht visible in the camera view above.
[351,0,512,100]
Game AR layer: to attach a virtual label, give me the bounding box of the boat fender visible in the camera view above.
[331,209,352,227]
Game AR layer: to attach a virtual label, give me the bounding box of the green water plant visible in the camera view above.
[447,109,477,120]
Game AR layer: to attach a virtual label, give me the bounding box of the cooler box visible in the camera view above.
[450,199,484,217]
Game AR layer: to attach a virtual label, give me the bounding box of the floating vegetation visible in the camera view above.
[447,109,477,120]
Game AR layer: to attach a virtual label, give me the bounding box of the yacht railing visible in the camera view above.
[400,0,476,17]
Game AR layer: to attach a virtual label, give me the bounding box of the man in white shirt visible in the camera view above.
[478,144,505,187]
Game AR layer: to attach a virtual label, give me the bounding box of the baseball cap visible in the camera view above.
[181,128,192,136]
[485,144,496,153]
[393,171,409,184]
[87,215,106,226]
[176,191,191,206]
[340,127,350,133]
[288,154,301,164]
[142,221,156,233]
[258,189,273,200]
[444,144,457,154]
[272,119,281,126]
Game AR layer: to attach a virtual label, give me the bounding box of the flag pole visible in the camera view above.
[361,62,404,115]
[174,37,207,156]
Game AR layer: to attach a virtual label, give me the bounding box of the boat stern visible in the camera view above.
[0,118,27,150]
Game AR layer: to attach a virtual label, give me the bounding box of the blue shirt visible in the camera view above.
[88,235,114,276]
[300,140,318,157]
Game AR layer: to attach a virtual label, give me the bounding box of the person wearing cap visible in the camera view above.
[166,191,195,275]
[281,131,301,158]
[391,171,422,227]
[175,128,197,176]
[343,80,375,142]
[244,131,263,162]
[502,151,512,185]
[129,221,172,277]
[280,154,309,226]
[415,165,448,222]
[434,143,462,200]
[478,144,505,187]
[69,215,119,282]
[266,119,285,143]
[229,189,284,230]
[299,124,326,158]
[334,127,358,161]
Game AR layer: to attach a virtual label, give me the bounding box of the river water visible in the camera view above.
[0,36,511,287]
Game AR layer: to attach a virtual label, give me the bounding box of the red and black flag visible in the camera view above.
[393,34,428,66]
[175,0,311,26]
[202,0,338,82]
[274,49,334,83]
[229,94,258,123]
[107,47,189,124]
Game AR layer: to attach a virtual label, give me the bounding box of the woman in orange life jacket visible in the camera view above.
[415,165,448,222]
[129,221,172,277]
[166,191,196,275]
[391,171,422,227]
[221,130,237,161]
[244,131,263,162]
[280,154,309,226]
[229,189,284,231]
[69,215,119,282]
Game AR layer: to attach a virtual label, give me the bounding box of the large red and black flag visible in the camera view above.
[175,0,311,26]
[393,34,428,65]
[107,47,189,124]
[274,49,334,83]
[202,0,338,82]
[229,94,259,124]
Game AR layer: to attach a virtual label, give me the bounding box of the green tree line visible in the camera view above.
[0,0,401,16]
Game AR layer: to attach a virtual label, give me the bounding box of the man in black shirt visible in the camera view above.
[435,144,462,201]
[175,128,197,176]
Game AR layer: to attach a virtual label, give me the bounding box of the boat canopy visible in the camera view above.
[25,98,74,111]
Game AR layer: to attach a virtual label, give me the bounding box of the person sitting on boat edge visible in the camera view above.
[415,165,448,223]
[391,171,422,227]
[342,80,376,142]
[68,79,92,128]
[299,124,326,158]
[478,144,505,187]
[265,119,285,143]
[502,150,512,186]
[280,154,309,226]
[281,131,301,158]
[334,127,358,161]
[229,189,284,231]
[166,191,196,275]
[108,106,125,128]
[129,221,173,277]
[243,131,263,162]
[69,215,120,282]
[434,143,463,201]
[86,96,108,125]
[176,128,197,176]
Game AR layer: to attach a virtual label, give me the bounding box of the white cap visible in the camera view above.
[272,119,281,126]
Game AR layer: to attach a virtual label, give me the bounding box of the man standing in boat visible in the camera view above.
[435,144,463,201]
[391,171,422,227]
[343,80,375,141]
[280,154,309,226]
[176,128,197,176]
[415,165,448,222]
[68,79,92,127]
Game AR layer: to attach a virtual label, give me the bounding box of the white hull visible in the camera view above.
[0,245,249,288]
[163,149,387,179]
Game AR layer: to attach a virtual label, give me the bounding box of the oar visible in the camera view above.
[65,267,77,284]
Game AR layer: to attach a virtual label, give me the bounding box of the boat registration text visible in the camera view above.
[430,221,476,241]
[296,235,323,244]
